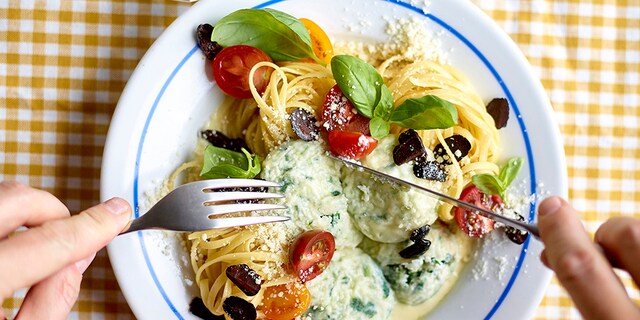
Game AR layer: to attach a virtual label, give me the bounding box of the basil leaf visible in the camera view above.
[200,146,261,179]
[374,85,394,121]
[498,157,523,188]
[472,157,523,198]
[472,174,504,196]
[262,9,312,48]
[211,9,320,63]
[331,55,385,118]
[390,95,458,130]
[369,117,390,139]
[369,85,394,139]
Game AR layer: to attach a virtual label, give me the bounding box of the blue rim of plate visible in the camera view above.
[130,0,537,319]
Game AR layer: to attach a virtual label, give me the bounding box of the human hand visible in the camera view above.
[537,196,640,319]
[0,181,131,320]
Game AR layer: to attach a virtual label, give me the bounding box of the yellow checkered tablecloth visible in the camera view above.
[1,0,638,319]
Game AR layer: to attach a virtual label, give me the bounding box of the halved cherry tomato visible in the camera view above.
[261,283,311,320]
[328,130,378,160]
[321,85,370,135]
[299,18,334,64]
[212,45,272,99]
[455,186,503,238]
[289,230,335,283]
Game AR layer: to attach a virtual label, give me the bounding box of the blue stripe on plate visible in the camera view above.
[132,1,537,319]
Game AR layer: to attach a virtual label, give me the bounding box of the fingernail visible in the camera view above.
[538,196,562,216]
[104,197,130,215]
[75,253,96,274]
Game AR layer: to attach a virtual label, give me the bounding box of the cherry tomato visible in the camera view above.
[328,130,378,160]
[261,283,311,320]
[289,230,335,283]
[321,85,370,135]
[455,186,503,238]
[299,18,334,64]
[212,45,272,99]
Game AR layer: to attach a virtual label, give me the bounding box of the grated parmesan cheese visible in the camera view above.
[334,17,447,66]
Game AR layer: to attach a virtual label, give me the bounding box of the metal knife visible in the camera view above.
[330,155,540,239]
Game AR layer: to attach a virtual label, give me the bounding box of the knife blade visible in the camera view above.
[330,155,539,239]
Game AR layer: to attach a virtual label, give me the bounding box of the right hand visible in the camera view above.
[537,196,640,319]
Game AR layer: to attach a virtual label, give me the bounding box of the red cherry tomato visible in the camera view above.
[289,230,335,283]
[321,85,370,135]
[212,45,272,99]
[327,130,378,160]
[455,186,503,238]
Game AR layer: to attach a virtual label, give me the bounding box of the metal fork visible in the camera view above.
[120,179,288,234]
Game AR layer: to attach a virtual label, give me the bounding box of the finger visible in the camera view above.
[595,216,640,283]
[0,198,131,298]
[539,248,549,268]
[537,196,640,319]
[14,253,95,320]
[0,181,70,237]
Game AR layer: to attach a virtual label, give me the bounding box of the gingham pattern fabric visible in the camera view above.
[1,0,638,319]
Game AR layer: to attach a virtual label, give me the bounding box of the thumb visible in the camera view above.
[0,198,131,299]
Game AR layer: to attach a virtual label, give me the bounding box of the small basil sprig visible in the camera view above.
[330,55,459,139]
[200,145,261,179]
[211,9,323,64]
[472,157,523,198]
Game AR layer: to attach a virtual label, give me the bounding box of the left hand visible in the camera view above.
[0,181,131,320]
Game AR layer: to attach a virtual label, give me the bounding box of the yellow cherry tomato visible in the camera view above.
[261,282,311,320]
[299,18,334,64]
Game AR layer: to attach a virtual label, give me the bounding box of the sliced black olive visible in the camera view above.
[399,239,431,259]
[226,264,262,296]
[189,297,225,320]
[398,129,421,144]
[223,296,257,320]
[290,108,320,141]
[201,130,250,153]
[393,132,426,165]
[486,98,509,129]
[196,24,223,61]
[413,160,447,181]
[505,213,529,245]
[410,224,431,242]
[433,135,471,165]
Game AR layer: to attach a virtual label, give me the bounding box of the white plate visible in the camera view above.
[102,0,567,319]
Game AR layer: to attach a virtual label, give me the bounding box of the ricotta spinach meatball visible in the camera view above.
[305,248,395,319]
[341,135,443,243]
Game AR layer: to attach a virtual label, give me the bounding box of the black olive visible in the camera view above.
[225,264,262,296]
[413,160,447,181]
[189,297,225,320]
[290,108,320,141]
[505,213,529,245]
[410,224,431,242]
[486,98,509,129]
[393,133,426,165]
[433,135,471,165]
[222,296,257,320]
[196,24,223,61]
[201,130,250,153]
[399,239,431,259]
[398,129,420,144]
